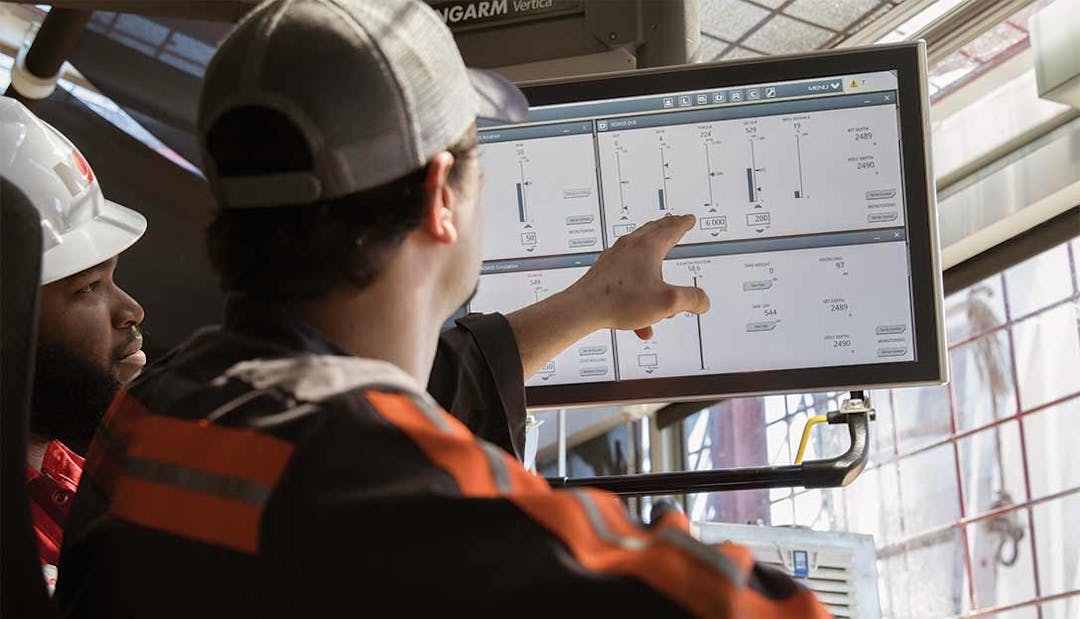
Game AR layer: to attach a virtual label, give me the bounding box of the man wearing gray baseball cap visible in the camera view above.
[56,1,827,617]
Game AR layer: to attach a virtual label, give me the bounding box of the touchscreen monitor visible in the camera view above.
[469,42,946,407]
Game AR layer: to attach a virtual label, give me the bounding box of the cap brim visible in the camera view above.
[41,199,147,285]
[468,68,528,123]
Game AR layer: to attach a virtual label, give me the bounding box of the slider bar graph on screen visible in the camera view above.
[746,138,759,203]
[516,161,529,223]
[693,275,705,370]
[705,143,718,213]
[658,145,669,211]
[794,123,806,199]
[616,149,628,216]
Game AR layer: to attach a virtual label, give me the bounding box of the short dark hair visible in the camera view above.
[204,106,477,300]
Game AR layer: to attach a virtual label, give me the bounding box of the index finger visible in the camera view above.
[641,214,695,256]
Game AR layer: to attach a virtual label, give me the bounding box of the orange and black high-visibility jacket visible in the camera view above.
[56,296,830,618]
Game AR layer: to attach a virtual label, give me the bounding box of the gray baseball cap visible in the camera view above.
[198,0,528,209]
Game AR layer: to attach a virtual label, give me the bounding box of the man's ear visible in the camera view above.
[422,151,457,245]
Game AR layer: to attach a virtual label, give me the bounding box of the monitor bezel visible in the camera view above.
[499,42,947,408]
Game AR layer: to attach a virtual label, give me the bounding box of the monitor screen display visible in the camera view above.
[468,43,946,407]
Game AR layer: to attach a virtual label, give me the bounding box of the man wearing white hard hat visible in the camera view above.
[0,96,147,590]
[55,1,826,617]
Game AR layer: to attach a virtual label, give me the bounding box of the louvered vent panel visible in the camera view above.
[693,523,880,618]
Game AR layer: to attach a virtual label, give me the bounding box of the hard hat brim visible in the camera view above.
[41,199,147,285]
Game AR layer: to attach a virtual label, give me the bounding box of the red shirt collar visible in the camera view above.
[26,440,85,567]
[35,439,84,487]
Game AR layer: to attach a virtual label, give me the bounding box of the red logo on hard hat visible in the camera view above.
[71,150,94,183]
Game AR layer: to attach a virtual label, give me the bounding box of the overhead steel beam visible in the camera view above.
[839,0,1037,65]
[943,206,1079,294]
[4,1,257,22]
[912,0,1035,65]
[843,0,1037,62]
[836,0,942,49]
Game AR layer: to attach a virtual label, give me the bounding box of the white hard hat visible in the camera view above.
[0,96,146,285]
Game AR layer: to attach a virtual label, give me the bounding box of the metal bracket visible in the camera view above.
[547,391,874,497]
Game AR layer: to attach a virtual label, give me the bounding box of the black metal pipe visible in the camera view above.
[24,8,91,80]
[550,464,810,497]
[4,8,90,101]
[654,398,721,430]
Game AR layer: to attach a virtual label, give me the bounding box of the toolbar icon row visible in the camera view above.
[662,84,783,110]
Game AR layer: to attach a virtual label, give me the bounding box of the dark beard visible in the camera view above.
[30,341,120,456]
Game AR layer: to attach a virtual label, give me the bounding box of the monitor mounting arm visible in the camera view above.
[547,391,874,497]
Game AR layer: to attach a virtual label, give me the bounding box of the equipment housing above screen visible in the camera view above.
[470,42,947,408]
